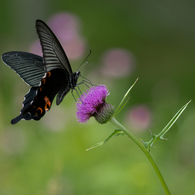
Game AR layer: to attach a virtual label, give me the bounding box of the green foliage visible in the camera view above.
[0,0,195,194]
[114,78,139,117]
[143,101,191,151]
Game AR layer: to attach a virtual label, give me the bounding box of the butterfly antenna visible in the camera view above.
[77,50,92,71]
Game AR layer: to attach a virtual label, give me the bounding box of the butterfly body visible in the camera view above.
[2,20,81,124]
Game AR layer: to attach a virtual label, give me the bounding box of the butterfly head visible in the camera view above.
[74,70,81,81]
[70,71,80,89]
[75,70,81,77]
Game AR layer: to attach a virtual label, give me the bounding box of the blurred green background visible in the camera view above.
[0,0,195,194]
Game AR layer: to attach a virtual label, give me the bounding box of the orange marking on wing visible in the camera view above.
[44,96,51,111]
[42,78,46,85]
[47,71,51,77]
[36,107,43,115]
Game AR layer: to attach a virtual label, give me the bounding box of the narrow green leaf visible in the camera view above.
[114,97,130,117]
[114,78,139,116]
[86,142,104,151]
[86,129,124,151]
[157,100,191,139]
[144,100,191,151]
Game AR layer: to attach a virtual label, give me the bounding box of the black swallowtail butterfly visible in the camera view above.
[2,20,83,124]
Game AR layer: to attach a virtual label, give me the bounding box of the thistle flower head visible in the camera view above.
[76,85,114,124]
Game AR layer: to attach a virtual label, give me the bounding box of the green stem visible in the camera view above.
[109,117,171,195]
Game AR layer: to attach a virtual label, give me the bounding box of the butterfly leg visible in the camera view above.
[71,89,78,102]
[79,75,94,87]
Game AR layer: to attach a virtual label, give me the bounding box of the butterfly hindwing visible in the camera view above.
[2,51,45,87]
[11,87,39,124]
[11,69,69,124]
[56,85,71,105]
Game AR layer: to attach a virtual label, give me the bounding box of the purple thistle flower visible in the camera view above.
[76,85,114,124]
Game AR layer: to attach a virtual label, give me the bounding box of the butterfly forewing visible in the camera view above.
[2,51,45,87]
[36,20,73,73]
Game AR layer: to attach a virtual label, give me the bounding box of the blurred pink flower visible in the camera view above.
[126,105,152,132]
[29,40,42,56]
[100,48,135,77]
[48,12,80,42]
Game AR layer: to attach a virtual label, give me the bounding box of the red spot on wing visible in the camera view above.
[44,96,51,111]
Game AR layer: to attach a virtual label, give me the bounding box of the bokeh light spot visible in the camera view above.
[100,48,135,77]
[126,105,152,132]
[0,127,26,155]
